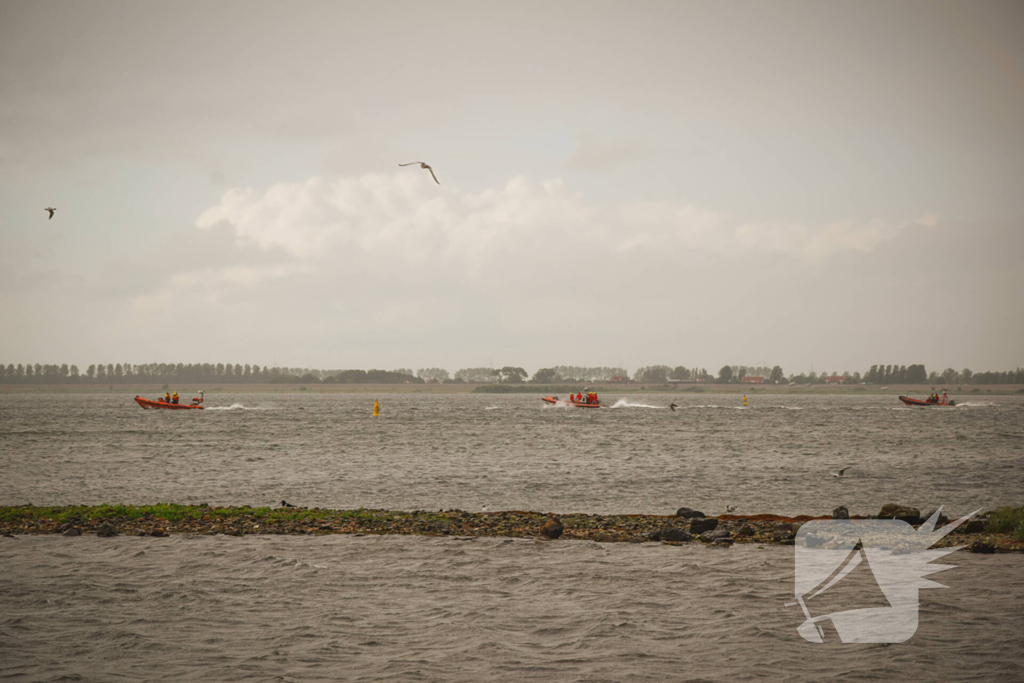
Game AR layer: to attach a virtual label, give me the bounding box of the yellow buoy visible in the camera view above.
[743,394,748,406]
[373,399,380,416]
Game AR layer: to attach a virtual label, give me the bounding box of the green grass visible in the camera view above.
[0,504,462,526]
[985,506,1024,539]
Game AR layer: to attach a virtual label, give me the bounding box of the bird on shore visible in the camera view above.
[669,402,678,412]
[44,207,56,219]
[399,161,440,184]
[725,505,737,514]
[833,467,852,478]
[280,500,297,508]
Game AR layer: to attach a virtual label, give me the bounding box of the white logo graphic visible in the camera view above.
[788,508,978,643]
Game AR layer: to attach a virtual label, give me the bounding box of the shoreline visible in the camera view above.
[3,505,1021,553]
[3,383,1023,395]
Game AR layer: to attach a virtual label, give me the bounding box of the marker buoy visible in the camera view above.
[373,399,380,416]
[743,395,748,406]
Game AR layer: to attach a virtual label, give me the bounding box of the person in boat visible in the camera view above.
[576,391,582,403]
[164,391,171,403]
[172,392,179,404]
[942,390,948,405]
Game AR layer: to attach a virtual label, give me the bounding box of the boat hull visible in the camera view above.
[541,396,601,408]
[135,396,204,410]
[899,396,956,407]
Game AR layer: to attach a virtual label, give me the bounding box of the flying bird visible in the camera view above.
[833,467,853,478]
[399,161,440,185]
[669,402,678,412]
[44,207,56,219]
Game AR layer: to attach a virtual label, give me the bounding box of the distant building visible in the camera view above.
[825,376,848,384]
[609,375,628,383]
[741,376,765,384]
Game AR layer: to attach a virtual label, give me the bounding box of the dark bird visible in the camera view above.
[44,207,56,219]
[833,467,853,478]
[280,500,297,507]
[669,402,678,412]
[399,161,440,184]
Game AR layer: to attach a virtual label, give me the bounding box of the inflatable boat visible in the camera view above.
[899,395,956,407]
[135,394,205,410]
[541,396,602,408]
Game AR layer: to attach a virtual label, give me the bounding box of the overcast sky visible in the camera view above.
[1,0,1022,375]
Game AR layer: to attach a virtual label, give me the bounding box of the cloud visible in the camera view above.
[195,173,910,279]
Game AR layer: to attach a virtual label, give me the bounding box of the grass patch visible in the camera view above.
[985,506,1024,539]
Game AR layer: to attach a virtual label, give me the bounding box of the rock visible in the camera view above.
[832,506,850,520]
[540,519,564,540]
[700,528,731,542]
[734,524,756,538]
[772,522,796,541]
[96,523,118,538]
[920,509,949,527]
[803,533,826,548]
[675,507,705,519]
[61,527,81,537]
[150,529,167,538]
[689,517,719,534]
[969,539,995,554]
[658,526,693,543]
[965,520,985,534]
[878,504,920,525]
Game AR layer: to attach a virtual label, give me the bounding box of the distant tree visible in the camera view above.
[941,368,958,385]
[531,368,558,383]
[454,368,498,383]
[961,368,972,383]
[737,367,747,382]
[769,366,784,384]
[95,364,106,380]
[417,368,451,383]
[670,366,691,381]
[718,365,733,383]
[496,366,527,383]
[634,365,671,383]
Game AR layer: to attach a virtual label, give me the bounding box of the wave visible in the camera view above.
[205,403,267,411]
[609,399,663,409]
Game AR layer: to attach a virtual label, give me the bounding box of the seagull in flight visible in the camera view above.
[44,207,56,219]
[833,466,853,478]
[669,402,678,412]
[399,161,440,185]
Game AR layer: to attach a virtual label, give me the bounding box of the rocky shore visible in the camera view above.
[2,503,1022,553]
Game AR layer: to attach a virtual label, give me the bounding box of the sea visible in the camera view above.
[1,391,1022,681]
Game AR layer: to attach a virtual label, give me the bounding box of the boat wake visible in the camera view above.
[609,399,663,409]
[206,403,266,411]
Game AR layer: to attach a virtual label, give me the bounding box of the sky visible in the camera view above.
[1,0,1022,376]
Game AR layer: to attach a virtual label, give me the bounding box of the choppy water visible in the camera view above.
[1,535,1021,682]
[1,392,1022,517]
[1,391,1022,681]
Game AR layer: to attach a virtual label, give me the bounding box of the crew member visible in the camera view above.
[165,392,171,403]
[576,391,582,402]
[172,392,179,404]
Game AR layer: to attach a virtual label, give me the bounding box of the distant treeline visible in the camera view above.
[2,362,1022,385]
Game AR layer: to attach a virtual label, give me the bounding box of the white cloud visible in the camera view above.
[195,173,910,282]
